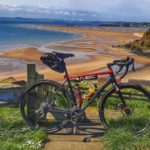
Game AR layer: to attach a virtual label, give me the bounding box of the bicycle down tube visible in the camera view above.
[64,68,114,109]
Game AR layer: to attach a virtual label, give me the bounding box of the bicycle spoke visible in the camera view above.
[20,81,71,133]
[100,84,150,135]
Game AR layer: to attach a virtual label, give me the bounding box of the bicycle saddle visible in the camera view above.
[41,51,74,73]
[52,51,74,60]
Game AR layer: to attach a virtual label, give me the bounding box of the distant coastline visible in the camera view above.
[0,17,149,29]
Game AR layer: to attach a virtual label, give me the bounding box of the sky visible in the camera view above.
[0,0,150,22]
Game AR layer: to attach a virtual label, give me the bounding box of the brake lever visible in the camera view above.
[116,65,124,74]
[120,66,129,79]
[119,59,132,79]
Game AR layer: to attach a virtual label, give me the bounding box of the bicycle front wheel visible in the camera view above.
[19,80,72,133]
[99,83,150,135]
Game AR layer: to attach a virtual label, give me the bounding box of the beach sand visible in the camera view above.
[0,26,149,82]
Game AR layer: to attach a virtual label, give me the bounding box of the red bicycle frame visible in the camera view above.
[64,69,113,80]
[63,66,116,109]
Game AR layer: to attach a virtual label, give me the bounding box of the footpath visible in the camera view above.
[44,108,105,150]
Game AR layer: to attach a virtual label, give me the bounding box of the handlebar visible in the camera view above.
[108,57,135,79]
[113,56,130,63]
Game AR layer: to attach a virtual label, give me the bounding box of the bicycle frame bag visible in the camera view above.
[40,53,65,73]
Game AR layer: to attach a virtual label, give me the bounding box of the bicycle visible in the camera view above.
[19,51,150,135]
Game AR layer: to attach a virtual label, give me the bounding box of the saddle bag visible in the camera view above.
[40,53,65,73]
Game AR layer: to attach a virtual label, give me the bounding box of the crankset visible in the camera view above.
[70,107,86,124]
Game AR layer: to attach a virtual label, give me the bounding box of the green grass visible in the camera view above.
[80,84,150,150]
[0,107,47,150]
[1,82,148,150]
[102,128,150,150]
[101,85,150,150]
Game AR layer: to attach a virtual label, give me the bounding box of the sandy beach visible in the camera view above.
[0,25,149,82]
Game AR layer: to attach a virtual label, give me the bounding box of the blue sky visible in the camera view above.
[0,0,150,21]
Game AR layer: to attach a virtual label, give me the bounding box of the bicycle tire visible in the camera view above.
[19,80,72,133]
[99,83,150,135]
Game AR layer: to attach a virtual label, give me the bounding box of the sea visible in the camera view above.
[0,18,84,50]
[0,18,148,50]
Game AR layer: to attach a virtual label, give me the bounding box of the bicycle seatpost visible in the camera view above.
[64,64,77,106]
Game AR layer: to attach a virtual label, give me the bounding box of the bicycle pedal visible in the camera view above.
[83,137,91,142]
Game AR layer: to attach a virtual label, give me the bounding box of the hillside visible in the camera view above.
[123,29,150,56]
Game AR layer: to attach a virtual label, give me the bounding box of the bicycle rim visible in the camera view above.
[100,84,150,135]
[20,80,71,133]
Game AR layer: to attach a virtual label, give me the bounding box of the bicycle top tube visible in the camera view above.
[64,69,113,79]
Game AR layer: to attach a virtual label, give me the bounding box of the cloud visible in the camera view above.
[0,0,22,6]
[0,0,150,21]
[0,4,99,20]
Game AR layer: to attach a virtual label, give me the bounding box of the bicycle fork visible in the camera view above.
[115,85,132,115]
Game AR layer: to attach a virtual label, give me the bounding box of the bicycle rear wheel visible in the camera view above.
[19,80,72,133]
[99,83,150,135]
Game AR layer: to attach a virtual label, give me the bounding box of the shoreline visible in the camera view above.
[0,25,149,82]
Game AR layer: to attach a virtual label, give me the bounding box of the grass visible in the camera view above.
[1,82,149,150]
[102,128,150,150]
[71,82,150,150]
[124,29,150,56]
[101,86,150,150]
[0,107,47,150]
